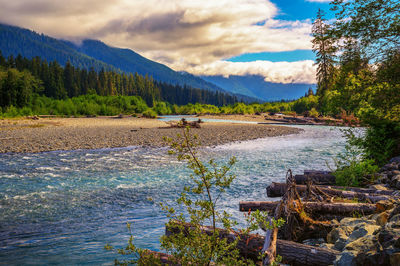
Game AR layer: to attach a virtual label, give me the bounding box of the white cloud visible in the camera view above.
[181,60,316,84]
[0,0,316,84]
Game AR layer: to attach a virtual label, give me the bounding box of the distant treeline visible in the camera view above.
[0,52,238,110]
[0,51,319,118]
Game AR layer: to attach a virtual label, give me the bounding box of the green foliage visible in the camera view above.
[292,95,319,114]
[330,0,400,59]
[0,53,238,112]
[310,1,400,164]
[108,128,284,265]
[334,159,379,187]
[142,109,157,119]
[333,129,379,187]
[312,9,336,97]
[308,108,319,118]
[159,128,251,265]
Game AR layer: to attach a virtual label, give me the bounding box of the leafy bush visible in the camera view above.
[309,108,319,118]
[142,109,157,118]
[334,159,379,187]
[333,129,379,187]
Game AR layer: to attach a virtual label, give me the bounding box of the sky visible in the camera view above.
[0,0,334,84]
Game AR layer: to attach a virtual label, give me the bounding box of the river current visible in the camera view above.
[0,124,347,265]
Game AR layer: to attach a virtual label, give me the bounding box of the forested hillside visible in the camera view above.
[0,53,238,111]
[0,24,230,96]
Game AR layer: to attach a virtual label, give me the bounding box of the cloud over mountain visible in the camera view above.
[0,0,316,83]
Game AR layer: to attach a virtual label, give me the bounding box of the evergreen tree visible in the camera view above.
[312,9,336,97]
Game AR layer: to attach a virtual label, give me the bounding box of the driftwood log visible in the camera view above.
[267,182,396,197]
[165,221,339,266]
[294,173,336,185]
[266,182,395,202]
[239,201,378,216]
[167,118,202,128]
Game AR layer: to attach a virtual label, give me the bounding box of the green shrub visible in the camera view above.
[142,109,157,118]
[333,129,379,187]
[334,159,379,187]
[309,108,319,117]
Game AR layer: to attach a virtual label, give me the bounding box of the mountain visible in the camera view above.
[0,23,224,93]
[65,40,223,93]
[0,23,114,71]
[201,75,316,101]
[0,23,312,103]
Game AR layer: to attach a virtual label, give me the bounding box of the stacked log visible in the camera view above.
[165,221,340,266]
[239,201,378,216]
[266,182,396,202]
[294,173,336,185]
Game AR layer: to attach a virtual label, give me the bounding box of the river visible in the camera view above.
[0,124,347,265]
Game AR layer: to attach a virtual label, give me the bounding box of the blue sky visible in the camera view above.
[227,0,333,63]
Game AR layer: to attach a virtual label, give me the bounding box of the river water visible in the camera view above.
[0,125,347,265]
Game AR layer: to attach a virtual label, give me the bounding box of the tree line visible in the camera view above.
[0,52,238,109]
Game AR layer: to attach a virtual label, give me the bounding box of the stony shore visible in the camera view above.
[0,116,301,153]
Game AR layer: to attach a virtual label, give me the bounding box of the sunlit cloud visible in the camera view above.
[182,60,316,84]
[0,0,316,84]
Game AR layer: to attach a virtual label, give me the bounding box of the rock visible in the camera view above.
[334,251,357,266]
[344,235,379,253]
[389,156,400,163]
[391,175,400,189]
[378,228,400,248]
[355,249,389,265]
[390,252,400,266]
[382,163,398,172]
[320,243,335,249]
[389,205,400,219]
[347,224,380,243]
[340,217,376,226]
[390,214,400,223]
[376,211,390,226]
[334,237,349,251]
[327,226,353,244]
[377,200,394,212]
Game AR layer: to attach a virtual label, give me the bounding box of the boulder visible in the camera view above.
[346,224,380,243]
[334,251,357,266]
[340,217,376,227]
[327,226,353,244]
[389,156,400,164]
[390,214,400,224]
[383,162,399,171]
[377,228,400,248]
[391,175,400,189]
[375,211,390,226]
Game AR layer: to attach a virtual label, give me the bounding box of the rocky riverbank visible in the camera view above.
[298,157,400,265]
[0,116,301,153]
